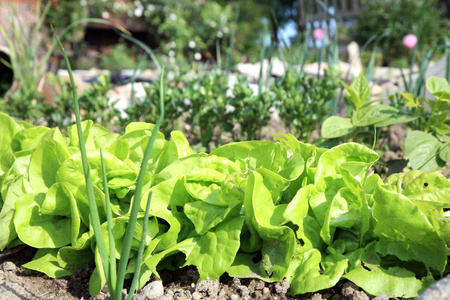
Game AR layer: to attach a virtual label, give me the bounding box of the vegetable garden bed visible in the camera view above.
[1,109,449,299]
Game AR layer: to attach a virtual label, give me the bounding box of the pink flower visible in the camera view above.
[402,34,418,50]
[241,56,248,63]
[313,28,325,40]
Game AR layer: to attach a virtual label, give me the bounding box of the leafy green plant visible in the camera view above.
[124,74,186,137]
[1,110,450,297]
[274,65,341,142]
[322,74,450,172]
[42,73,120,131]
[99,43,141,72]
[230,75,275,140]
[55,31,166,299]
[321,72,418,144]
[0,0,130,123]
[184,70,232,150]
[403,77,450,171]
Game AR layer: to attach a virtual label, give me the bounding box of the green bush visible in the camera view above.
[355,0,446,66]
[99,43,139,72]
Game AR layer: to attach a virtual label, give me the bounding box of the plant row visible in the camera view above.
[1,112,449,297]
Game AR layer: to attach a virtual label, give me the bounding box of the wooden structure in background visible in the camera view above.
[0,0,37,47]
[298,0,365,28]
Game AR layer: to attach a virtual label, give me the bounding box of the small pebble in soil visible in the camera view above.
[373,292,390,300]
[311,293,324,300]
[1,261,16,272]
[274,279,290,294]
[138,280,164,300]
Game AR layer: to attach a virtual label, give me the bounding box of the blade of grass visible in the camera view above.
[226,4,239,78]
[445,36,450,82]
[100,148,117,297]
[53,29,111,290]
[115,67,165,300]
[127,191,153,300]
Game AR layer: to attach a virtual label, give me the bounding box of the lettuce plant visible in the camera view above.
[1,108,449,298]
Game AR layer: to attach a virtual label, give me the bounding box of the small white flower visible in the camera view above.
[169,13,177,21]
[217,31,223,38]
[147,4,155,11]
[101,11,110,19]
[168,41,176,48]
[80,0,87,6]
[134,6,143,17]
[194,52,202,61]
[222,26,229,33]
[209,20,217,28]
[168,50,175,57]
[188,41,196,48]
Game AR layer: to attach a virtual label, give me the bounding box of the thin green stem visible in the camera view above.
[100,148,117,297]
[418,142,450,171]
[127,191,153,300]
[53,29,111,289]
[115,67,165,300]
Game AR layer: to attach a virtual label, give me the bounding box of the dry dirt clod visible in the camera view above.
[1,261,16,271]
[274,279,290,294]
[138,280,164,300]
[311,293,324,300]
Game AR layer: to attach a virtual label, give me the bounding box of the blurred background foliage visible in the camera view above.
[31,0,450,70]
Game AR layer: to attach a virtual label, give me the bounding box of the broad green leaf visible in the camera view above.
[11,126,51,152]
[118,128,167,172]
[155,154,241,184]
[374,114,418,127]
[372,186,447,273]
[400,92,418,108]
[23,247,93,278]
[155,131,193,173]
[386,170,450,203]
[351,104,399,127]
[125,122,156,133]
[439,142,450,162]
[289,248,348,295]
[211,141,284,173]
[405,131,445,172]
[184,215,245,279]
[344,264,432,297]
[68,120,119,150]
[0,176,33,250]
[320,186,368,248]
[426,76,450,96]
[29,140,71,193]
[341,80,362,109]
[350,72,371,104]
[105,138,130,162]
[243,170,296,281]
[310,143,378,226]
[14,193,72,248]
[321,116,355,138]
[55,150,136,204]
[0,112,21,158]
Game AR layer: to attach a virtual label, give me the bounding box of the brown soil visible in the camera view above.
[0,245,413,300]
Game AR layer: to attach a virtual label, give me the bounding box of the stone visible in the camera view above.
[1,261,16,272]
[196,279,220,297]
[138,281,164,300]
[191,291,202,300]
[416,274,450,300]
[311,293,324,300]
[373,292,389,300]
[239,285,250,297]
[347,41,363,78]
[352,290,370,300]
[274,279,290,294]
